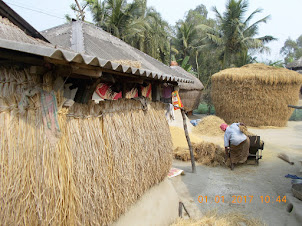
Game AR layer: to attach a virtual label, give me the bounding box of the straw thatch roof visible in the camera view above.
[0,1,48,42]
[0,16,52,47]
[211,63,302,127]
[170,66,204,90]
[286,57,302,72]
[212,63,302,84]
[41,20,194,84]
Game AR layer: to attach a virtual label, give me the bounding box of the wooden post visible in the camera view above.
[122,83,126,98]
[178,202,191,218]
[178,202,183,217]
[138,85,142,97]
[180,108,196,173]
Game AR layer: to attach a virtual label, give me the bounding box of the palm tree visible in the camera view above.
[175,21,200,60]
[144,8,171,63]
[85,0,171,64]
[201,0,276,68]
[85,0,146,40]
[85,0,107,27]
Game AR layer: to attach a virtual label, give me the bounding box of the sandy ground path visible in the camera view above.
[170,121,302,226]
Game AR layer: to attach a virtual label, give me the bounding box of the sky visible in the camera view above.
[3,0,302,62]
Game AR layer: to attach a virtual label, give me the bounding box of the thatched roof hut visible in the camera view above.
[211,63,302,127]
[170,66,204,112]
[286,57,302,74]
[286,58,302,98]
[0,2,182,225]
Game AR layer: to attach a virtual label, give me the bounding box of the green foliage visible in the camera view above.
[266,60,285,68]
[65,14,72,22]
[84,0,171,64]
[173,4,222,84]
[177,56,192,71]
[201,0,276,68]
[193,103,215,115]
[280,35,302,64]
[67,0,275,99]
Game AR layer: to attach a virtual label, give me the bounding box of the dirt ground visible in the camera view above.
[170,120,302,226]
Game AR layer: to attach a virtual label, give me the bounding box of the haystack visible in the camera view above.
[193,115,226,136]
[0,67,172,225]
[211,63,302,127]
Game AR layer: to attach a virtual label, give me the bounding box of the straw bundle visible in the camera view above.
[193,142,225,166]
[0,67,172,225]
[112,60,141,68]
[174,147,197,161]
[193,115,226,136]
[239,124,255,136]
[173,141,225,167]
[211,63,302,127]
[171,211,265,226]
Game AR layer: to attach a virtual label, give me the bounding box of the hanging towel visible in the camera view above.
[41,90,61,146]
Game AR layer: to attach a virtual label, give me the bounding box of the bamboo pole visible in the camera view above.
[180,108,196,173]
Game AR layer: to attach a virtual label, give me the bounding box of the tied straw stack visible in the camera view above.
[211,63,302,127]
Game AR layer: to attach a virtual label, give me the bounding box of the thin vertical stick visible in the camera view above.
[180,108,196,173]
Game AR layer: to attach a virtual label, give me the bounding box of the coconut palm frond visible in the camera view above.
[244,7,263,25]
[245,15,271,33]
[258,35,277,43]
[206,33,224,46]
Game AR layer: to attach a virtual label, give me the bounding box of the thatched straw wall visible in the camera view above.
[211,64,302,127]
[0,67,172,225]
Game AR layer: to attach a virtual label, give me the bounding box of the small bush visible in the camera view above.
[193,103,215,115]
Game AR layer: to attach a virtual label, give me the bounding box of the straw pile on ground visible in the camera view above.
[193,115,226,136]
[211,63,302,127]
[173,142,225,167]
[171,115,226,166]
[171,211,265,226]
[174,147,196,161]
[170,126,201,149]
[193,142,225,166]
[0,67,172,225]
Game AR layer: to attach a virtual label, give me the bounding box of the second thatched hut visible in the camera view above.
[211,63,302,127]
[170,65,204,112]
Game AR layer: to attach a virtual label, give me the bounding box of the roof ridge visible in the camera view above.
[71,20,85,54]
